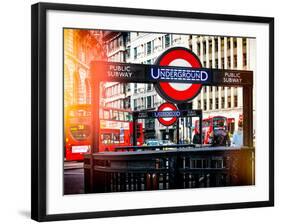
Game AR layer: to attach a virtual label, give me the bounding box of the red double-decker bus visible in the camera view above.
[193,116,230,146]
[64,104,144,160]
[99,107,144,152]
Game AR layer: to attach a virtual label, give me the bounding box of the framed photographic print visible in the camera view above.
[31,2,274,222]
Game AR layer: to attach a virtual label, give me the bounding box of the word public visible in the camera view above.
[107,65,133,78]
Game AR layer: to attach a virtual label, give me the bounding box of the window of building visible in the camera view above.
[227,38,231,50]
[134,99,137,111]
[234,55,237,68]
[119,37,123,47]
[221,97,225,109]
[153,95,157,107]
[147,59,152,64]
[126,33,130,43]
[209,98,213,110]
[234,95,238,107]
[198,100,201,109]
[210,86,213,92]
[243,38,247,48]
[197,42,201,55]
[134,47,137,59]
[165,34,170,48]
[134,83,137,93]
[215,98,219,109]
[147,41,152,55]
[147,96,152,108]
[147,84,152,91]
[209,40,212,54]
[204,86,207,93]
[222,57,225,68]
[119,84,123,94]
[233,38,237,48]
[215,59,219,68]
[126,83,131,92]
[203,99,207,111]
[227,56,231,68]
[125,46,130,60]
[227,96,231,108]
[203,41,206,55]
[243,53,247,67]
[215,38,218,52]
[210,59,213,68]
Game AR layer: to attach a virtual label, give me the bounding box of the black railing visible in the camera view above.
[84,146,254,193]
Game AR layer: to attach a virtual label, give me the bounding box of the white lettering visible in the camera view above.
[151,68,209,82]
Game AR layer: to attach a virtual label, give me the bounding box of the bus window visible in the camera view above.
[101,133,112,144]
[113,133,120,144]
[104,110,110,120]
[202,120,211,127]
[124,112,132,121]
[213,117,227,129]
[120,128,124,143]
[112,110,118,120]
[119,111,124,121]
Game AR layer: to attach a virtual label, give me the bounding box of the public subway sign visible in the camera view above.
[91,57,253,104]
[91,61,252,86]
[213,70,253,86]
[91,61,147,83]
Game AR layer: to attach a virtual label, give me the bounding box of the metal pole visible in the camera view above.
[132,112,137,146]
[182,118,185,143]
[243,86,253,147]
[188,117,192,144]
[176,119,180,144]
[87,66,100,192]
[199,114,203,146]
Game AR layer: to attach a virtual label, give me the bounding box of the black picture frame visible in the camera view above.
[31,2,274,222]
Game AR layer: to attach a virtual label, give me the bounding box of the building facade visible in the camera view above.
[101,31,131,110]
[64,29,106,107]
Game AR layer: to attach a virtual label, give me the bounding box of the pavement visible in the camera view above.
[64,161,84,194]
[64,161,84,170]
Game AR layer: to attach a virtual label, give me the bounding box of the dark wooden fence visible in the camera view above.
[84,146,254,193]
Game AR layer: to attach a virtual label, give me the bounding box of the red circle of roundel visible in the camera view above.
[154,47,202,103]
[157,102,178,126]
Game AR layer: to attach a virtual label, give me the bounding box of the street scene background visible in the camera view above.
[63,29,256,194]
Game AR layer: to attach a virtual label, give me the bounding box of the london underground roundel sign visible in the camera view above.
[155,47,203,104]
[157,102,179,126]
